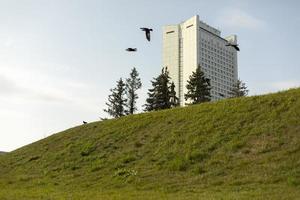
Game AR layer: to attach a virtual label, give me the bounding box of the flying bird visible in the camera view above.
[83,121,88,124]
[140,27,153,41]
[126,48,137,52]
[225,43,240,51]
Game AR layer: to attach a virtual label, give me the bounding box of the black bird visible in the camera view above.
[83,121,88,124]
[140,27,153,41]
[225,43,240,51]
[126,48,137,52]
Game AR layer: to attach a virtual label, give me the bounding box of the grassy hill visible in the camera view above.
[0,88,300,200]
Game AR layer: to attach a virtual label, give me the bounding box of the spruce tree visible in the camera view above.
[158,67,171,109]
[125,67,142,115]
[104,78,127,118]
[229,79,249,97]
[144,77,159,111]
[185,66,211,104]
[169,82,179,107]
[144,67,177,111]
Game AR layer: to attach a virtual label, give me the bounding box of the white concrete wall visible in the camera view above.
[162,25,180,99]
[162,15,238,105]
[180,15,199,105]
[199,30,238,100]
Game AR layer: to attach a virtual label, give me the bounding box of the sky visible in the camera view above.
[0,0,300,151]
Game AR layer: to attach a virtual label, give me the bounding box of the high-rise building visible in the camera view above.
[162,15,238,106]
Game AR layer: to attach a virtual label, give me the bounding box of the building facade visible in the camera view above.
[163,15,238,106]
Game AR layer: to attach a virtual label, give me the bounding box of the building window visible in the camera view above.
[166,31,175,34]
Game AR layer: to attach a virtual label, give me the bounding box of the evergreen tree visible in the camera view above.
[169,82,179,107]
[185,66,211,104]
[104,78,127,118]
[144,87,155,111]
[144,67,177,111]
[125,67,142,115]
[229,79,249,97]
[144,77,158,111]
[144,69,163,111]
[157,67,171,109]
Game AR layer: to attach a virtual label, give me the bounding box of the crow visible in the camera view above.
[83,121,88,124]
[140,27,153,41]
[225,43,240,51]
[126,48,137,52]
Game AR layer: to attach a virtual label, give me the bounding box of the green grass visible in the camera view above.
[0,88,300,199]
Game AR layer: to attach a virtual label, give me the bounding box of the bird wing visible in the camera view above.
[233,45,240,51]
[225,43,240,51]
[146,31,151,41]
[126,48,137,52]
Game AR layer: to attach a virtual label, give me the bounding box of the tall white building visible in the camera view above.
[163,15,238,106]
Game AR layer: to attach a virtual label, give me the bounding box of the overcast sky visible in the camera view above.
[1,0,300,151]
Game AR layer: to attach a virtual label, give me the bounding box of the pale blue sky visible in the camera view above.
[0,0,299,151]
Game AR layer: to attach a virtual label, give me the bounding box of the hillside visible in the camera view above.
[0,151,6,155]
[0,88,300,200]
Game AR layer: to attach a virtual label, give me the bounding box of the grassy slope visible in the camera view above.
[0,88,300,200]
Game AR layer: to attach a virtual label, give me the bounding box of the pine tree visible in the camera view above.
[229,79,249,97]
[144,67,177,111]
[125,67,142,115]
[104,78,127,118]
[185,66,211,104]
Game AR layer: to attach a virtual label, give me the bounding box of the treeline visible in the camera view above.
[104,66,248,118]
